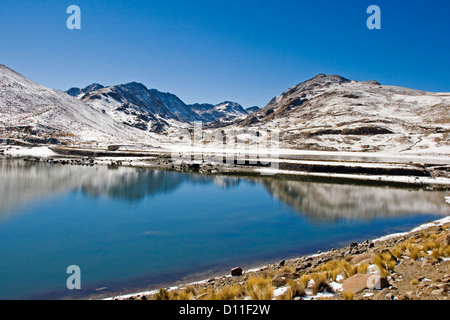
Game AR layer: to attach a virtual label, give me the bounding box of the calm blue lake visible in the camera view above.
[0,159,448,299]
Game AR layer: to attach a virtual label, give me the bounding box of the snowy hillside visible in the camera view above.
[0,65,161,147]
[237,74,450,155]
[74,82,250,131]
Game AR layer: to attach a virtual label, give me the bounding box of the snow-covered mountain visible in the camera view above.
[237,74,450,154]
[76,82,188,133]
[190,101,249,127]
[66,83,105,98]
[71,82,250,130]
[2,64,448,155]
[0,65,161,146]
[245,106,260,114]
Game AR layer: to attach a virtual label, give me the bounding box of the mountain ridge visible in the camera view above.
[236,74,449,153]
[68,81,250,129]
[1,64,449,155]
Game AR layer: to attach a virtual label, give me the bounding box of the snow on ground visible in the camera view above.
[3,146,57,158]
[374,216,450,243]
[255,167,450,186]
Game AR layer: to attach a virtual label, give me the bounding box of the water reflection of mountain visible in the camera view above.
[0,160,448,223]
[0,160,243,220]
[260,179,450,221]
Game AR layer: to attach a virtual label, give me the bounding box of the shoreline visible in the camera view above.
[2,145,450,189]
[105,215,450,301]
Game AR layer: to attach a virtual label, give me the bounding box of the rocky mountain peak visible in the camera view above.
[120,82,149,92]
[292,74,351,92]
[66,83,105,98]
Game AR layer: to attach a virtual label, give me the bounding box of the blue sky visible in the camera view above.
[0,0,449,108]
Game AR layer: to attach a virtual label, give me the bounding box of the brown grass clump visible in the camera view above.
[407,245,423,261]
[246,276,275,300]
[277,280,306,300]
[153,288,170,300]
[390,246,403,259]
[372,251,397,277]
[431,247,446,261]
[410,279,419,286]
[318,259,352,281]
[310,273,331,295]
[298,274,312,288]
[289,279,306,298]
[342,290,354,300]
[164,287,196,300]
[204,284,244,300]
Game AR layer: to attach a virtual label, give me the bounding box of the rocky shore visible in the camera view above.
[111,217,450,301]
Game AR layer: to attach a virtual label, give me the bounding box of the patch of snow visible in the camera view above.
[255,167,450,186]
[328,281,343,292]
[272,286,290,298]
[335,275,344,283]
[3,146,57,158]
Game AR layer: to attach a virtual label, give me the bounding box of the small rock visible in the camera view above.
[296,262,312,272]
[417,276,426,281]
[367,264,381,275]
[279,260,286,267]
[271,273,297,287]
[231,267,242,277]
[342,274,371,294]
[437,283,450,292]
[431,289,445,295]
[351,252,375,265]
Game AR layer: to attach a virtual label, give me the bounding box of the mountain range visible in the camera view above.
[1,64,449,154]
[67,82,255,132]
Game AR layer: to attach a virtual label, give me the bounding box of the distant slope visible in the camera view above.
[237,74,450,154]
[67,83,105,98]
[190,101,249,126]
[245,106,260,114]
[0,65,160,146]
[75,82,249,130]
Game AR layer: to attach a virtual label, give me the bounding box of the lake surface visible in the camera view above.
[0,159,448,299]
